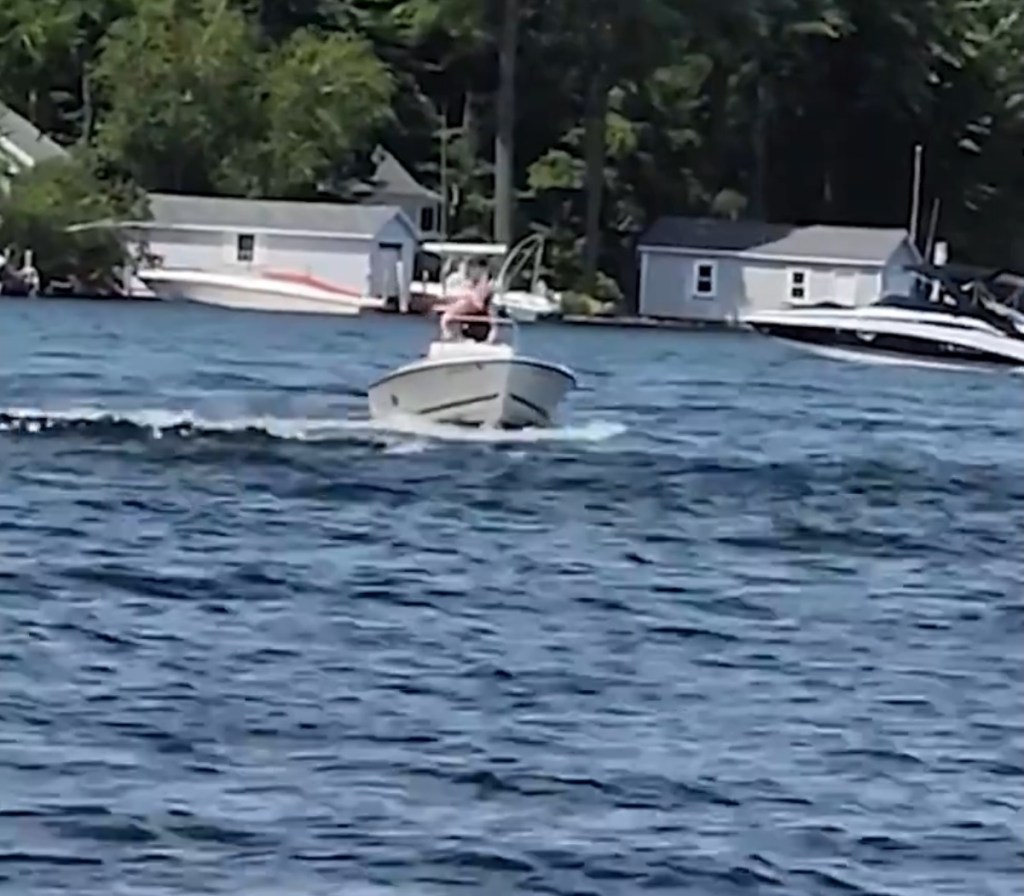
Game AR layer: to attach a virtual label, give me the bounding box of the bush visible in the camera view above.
[559,291,618,316]
[0,155,147,294]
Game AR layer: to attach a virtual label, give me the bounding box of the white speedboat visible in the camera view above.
[743,264,1024,371]
[367,315,576,428]
[136,267,383,315]
[409,235,562,320]
[494,286,561,322]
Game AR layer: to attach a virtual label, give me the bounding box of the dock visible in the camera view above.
[554,314,738,331]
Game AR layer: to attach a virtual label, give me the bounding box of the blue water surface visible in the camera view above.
[1,299,1021,895]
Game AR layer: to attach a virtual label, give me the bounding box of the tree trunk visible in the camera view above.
[449,89,478,227]
[462,89,477,160]
[752,68,768,219]
[581,69,608,295]
[81,61,95,145]
[494,0,518,245]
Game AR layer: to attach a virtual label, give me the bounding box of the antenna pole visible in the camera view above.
[909,143,924,246]
[924,198,941,263]
[439,102,449,240]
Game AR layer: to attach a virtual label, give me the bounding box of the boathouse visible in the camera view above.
[353,146,443,239]
[637,217,921,322]
[122,193,421,306]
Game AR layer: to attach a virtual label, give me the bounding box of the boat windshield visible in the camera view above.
[901,268,1024,338]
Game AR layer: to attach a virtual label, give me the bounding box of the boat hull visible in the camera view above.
[367,356,576,428]
[749,320,1024,370]
[138,270,367,316]
[493,291,561,323]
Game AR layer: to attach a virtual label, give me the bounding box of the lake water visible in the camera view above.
[1,299,1021,895]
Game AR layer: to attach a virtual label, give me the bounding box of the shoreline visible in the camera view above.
[5,293,740,331]
[554,314,737,331]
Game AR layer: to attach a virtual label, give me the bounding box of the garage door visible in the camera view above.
[376,242,402,300]
[640,252,688,318]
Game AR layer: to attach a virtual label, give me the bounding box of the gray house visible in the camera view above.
[355,146,443,239]
[0,100,68,188]
[637,217,922,321]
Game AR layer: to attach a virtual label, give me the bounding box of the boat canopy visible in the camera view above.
[420,241,509,257]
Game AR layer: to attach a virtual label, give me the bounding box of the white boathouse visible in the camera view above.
[637,217,922,322]
[124,193,421,306]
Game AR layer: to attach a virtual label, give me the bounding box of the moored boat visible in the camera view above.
[136,267,382,315]
[742,263,1024,371]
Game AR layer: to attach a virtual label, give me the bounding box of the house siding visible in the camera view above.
[259,233,374,295]
[639,252,744,320]
[131,210,417,305]
[639,239,919,321]
[371,190,442,240]
[881,241,920,297]
[142,228,225,271]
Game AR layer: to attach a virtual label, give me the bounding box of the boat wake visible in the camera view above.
[781,340,1021,373]
[0,406,625,447]
[362,411,624,444]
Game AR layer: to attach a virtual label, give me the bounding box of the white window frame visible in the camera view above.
[236,233,256,263]
[788,267,810,303]
[692,259,717,299]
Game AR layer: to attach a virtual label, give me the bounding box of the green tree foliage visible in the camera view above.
[90,0,392,197]
[91,0,263,193]
[1,0,1023,294]
[0,155,146,292]
[255,28,394,196]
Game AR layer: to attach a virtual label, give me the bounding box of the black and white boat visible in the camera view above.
[742,264,1024,371]
[367,315,577,429]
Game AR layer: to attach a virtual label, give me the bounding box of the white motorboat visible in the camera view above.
[742,264,1024,371]
[367,315,576,428]
[136,267,383,316]
[409,234,562,320]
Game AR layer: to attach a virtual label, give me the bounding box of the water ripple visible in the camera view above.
[1,302,1021,894]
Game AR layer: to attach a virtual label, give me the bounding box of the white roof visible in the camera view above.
[138,193,414,238]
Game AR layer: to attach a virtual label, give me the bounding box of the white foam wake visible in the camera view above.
[357,412,626,444]
[0,405,627,445]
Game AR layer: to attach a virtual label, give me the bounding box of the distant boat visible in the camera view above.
[742,263,1024,371]
[136,267,383,316]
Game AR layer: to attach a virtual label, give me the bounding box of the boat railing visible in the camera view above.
[495,232,546,296]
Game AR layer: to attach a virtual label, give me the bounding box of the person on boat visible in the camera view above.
[440,273,498,343]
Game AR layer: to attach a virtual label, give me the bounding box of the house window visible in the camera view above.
[236,233,255,262]
[419,206,435,233]
[788,268,809,302]
[692,260,717,298]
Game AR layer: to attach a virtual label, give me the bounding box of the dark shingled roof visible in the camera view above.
[640,216,912,264]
